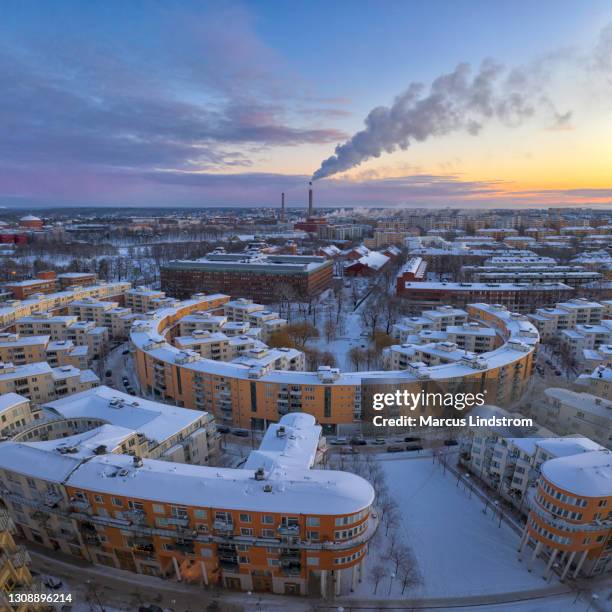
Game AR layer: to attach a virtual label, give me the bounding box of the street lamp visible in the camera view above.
[548,562,560,582]
[387,572,396,595]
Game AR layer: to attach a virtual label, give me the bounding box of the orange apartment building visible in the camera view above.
[519,450,611,578]
[131,296,538,432]
[0,412,375,596]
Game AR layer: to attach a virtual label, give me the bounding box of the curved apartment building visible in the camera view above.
[519,450,612,578]
[131,297,539,430]
[0,405,375,596]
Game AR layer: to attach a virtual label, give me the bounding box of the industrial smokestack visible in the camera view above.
[281,192,285,222]
[308,182,313,218]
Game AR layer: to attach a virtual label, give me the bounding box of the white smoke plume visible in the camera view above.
[312,59,545,181]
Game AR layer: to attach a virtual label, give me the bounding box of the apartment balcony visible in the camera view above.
[125,510,148,525]
[11,546,31,568]
[0,508,15,532]
[527,490,612,533]
[213,520,234,533]
[174,539,195,555]
[280,562,302,577]
[279,549,301,562]
[277,524,299,535]
[70,499,92,514]
[166,517,190,528]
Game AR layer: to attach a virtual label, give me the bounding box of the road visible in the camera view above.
[28,542,610,612]
[102,341,143,395]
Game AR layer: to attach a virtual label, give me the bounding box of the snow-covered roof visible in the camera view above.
[25,424,136,459]
[544,388,612,418]
[0,392,29,414]
[244,413,321,472]
[542,450,612,498]
[43,386,206,444]
[66,449,373,515]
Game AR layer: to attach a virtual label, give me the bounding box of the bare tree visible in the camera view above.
[324,315,336,343]
[370,563,385,595]
[348,346,366,371]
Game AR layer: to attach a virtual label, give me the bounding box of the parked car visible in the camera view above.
[444,439,459,446]
[406,444,423,451]
[372,437,386,445]
[404,436,421,443]
[217,425,230,434]
[386,445,403,453]
[330,437,348,445]
[231,429,249,437]
[350,437,367,445]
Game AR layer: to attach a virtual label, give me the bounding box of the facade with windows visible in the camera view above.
[519,450,611,578]
[0,413,374,596]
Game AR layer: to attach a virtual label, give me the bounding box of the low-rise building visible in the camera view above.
[0,362,99,404]
[534,388,612,449]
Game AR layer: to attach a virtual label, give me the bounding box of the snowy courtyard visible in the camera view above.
[343,453,549,599]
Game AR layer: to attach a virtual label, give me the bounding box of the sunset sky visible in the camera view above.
[2,0,612,208]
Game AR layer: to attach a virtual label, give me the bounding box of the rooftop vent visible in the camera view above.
[255,467,265,481]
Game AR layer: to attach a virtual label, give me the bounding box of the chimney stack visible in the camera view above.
[308,181,313,218]
[281,192,285,222]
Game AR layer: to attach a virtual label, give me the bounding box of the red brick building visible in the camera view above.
[161,253,333,302]
[397,280,574,314]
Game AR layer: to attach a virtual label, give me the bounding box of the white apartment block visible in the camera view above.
[124,287,166,313]
[67,299,138,340]
[174,331,264,361]
[222,299,287,339]
[529,298,609,341]
[392,306,469,343]
[559,321,612,365]
[446,323,498,353]
[0,393,38,438]
[461,405,604,512]
[0,332,93,369]
[0,361,99,404]
[15,314,109,358]
[536,388,612,449]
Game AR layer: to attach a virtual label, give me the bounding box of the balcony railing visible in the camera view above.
[4,489,379,553]
[527,490,612,534]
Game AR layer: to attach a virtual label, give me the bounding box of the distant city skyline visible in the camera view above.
[2,1,612,208]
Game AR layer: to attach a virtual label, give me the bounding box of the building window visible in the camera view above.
[324,387,332,418]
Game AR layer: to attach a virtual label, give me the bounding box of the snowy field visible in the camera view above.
[345,454,549,599]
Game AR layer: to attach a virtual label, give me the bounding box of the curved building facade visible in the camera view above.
[519,450,612,578]
[131,297,539,431]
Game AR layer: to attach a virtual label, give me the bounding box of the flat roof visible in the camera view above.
[43,386,208,443]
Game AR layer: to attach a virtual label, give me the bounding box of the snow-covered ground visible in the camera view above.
[345,454,551,599]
